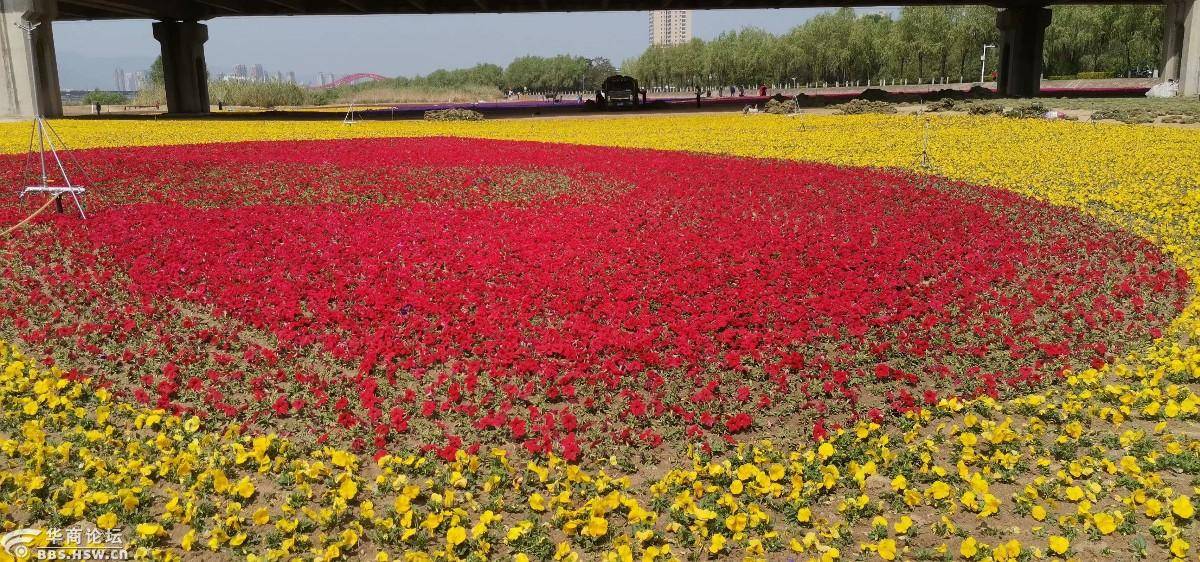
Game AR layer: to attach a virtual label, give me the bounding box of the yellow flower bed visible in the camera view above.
[1,114,1198,561]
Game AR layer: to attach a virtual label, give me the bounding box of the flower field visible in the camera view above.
[0,114,1198,561]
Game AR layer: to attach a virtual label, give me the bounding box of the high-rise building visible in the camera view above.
[286,71,296,84]
[251,64,266,82]
[233,64,248,79]
[114,68,126,91]
[649,10,692,46]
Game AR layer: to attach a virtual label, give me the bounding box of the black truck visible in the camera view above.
[595,75,646,109]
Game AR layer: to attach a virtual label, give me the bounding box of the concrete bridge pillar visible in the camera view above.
[1164,0,1200,96]
[152,20,210,114]
[0,0,62,118]
[996,6,1051,98]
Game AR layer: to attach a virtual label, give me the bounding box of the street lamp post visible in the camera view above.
[980,44,996,84]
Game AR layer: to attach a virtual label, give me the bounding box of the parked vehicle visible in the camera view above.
[596,75,645,109]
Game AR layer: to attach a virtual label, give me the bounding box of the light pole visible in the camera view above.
[979,44,996,84]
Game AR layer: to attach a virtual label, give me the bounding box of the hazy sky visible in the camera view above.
[53,9,860,90]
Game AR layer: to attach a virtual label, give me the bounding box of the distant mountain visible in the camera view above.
[56,51,154,91]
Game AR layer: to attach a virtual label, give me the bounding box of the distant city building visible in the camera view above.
[123,71,144,91]
[224,64,295,83]
[115,61,300,89]
[649,10,692,46]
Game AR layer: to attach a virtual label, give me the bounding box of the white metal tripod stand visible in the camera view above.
[15,20,87,219]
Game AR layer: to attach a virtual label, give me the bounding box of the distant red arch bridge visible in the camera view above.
[313,73,389,89]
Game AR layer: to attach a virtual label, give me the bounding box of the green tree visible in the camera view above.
[620,5,1160,89]
[147,56,164,86]
[82,89,126,105]
[583,57,617,90]
[1045,5,1161,77]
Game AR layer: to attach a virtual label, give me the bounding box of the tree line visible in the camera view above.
[138,5,1162,99]
[368,5,1162,92]
[337,56,617,95]
[622,6,1163,89]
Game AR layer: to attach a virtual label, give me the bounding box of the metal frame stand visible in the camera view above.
[15,20,87,219]
[343,103,358,125]
[918,116,936,172]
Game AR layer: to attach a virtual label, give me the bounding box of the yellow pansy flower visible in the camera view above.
[447,525,467,547]
[582,517,608,538]
[876,538,897,560]
[96,512,118,530]
[708,533,726,554]
[1172,495,1194,519]
[960,536,978,559]
[1048,535,1069,555]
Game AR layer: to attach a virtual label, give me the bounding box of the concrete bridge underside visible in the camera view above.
[1,0,1197,117]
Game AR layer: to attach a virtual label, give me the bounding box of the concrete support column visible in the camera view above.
[0,0,62,118]
[1166,0,1200,96]
[996,6,1052,98]
[152,20,209,114]
[1164,0,1186,81]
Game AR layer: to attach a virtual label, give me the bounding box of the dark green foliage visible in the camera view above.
[621,6,1161,89]
[831,100,897,114]
[1004,102,1050,119]
[763,98,798,114]
[82,90,127,105]
[925,98,960,112]
[423,108,485,121]
[966,101,1004,115]
[147,56,165,87]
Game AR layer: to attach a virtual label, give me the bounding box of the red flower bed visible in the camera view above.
[0,138,1188,461]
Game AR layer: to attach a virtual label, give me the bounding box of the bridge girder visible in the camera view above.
[0,0,1190,120]
[52,0,1160,21]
